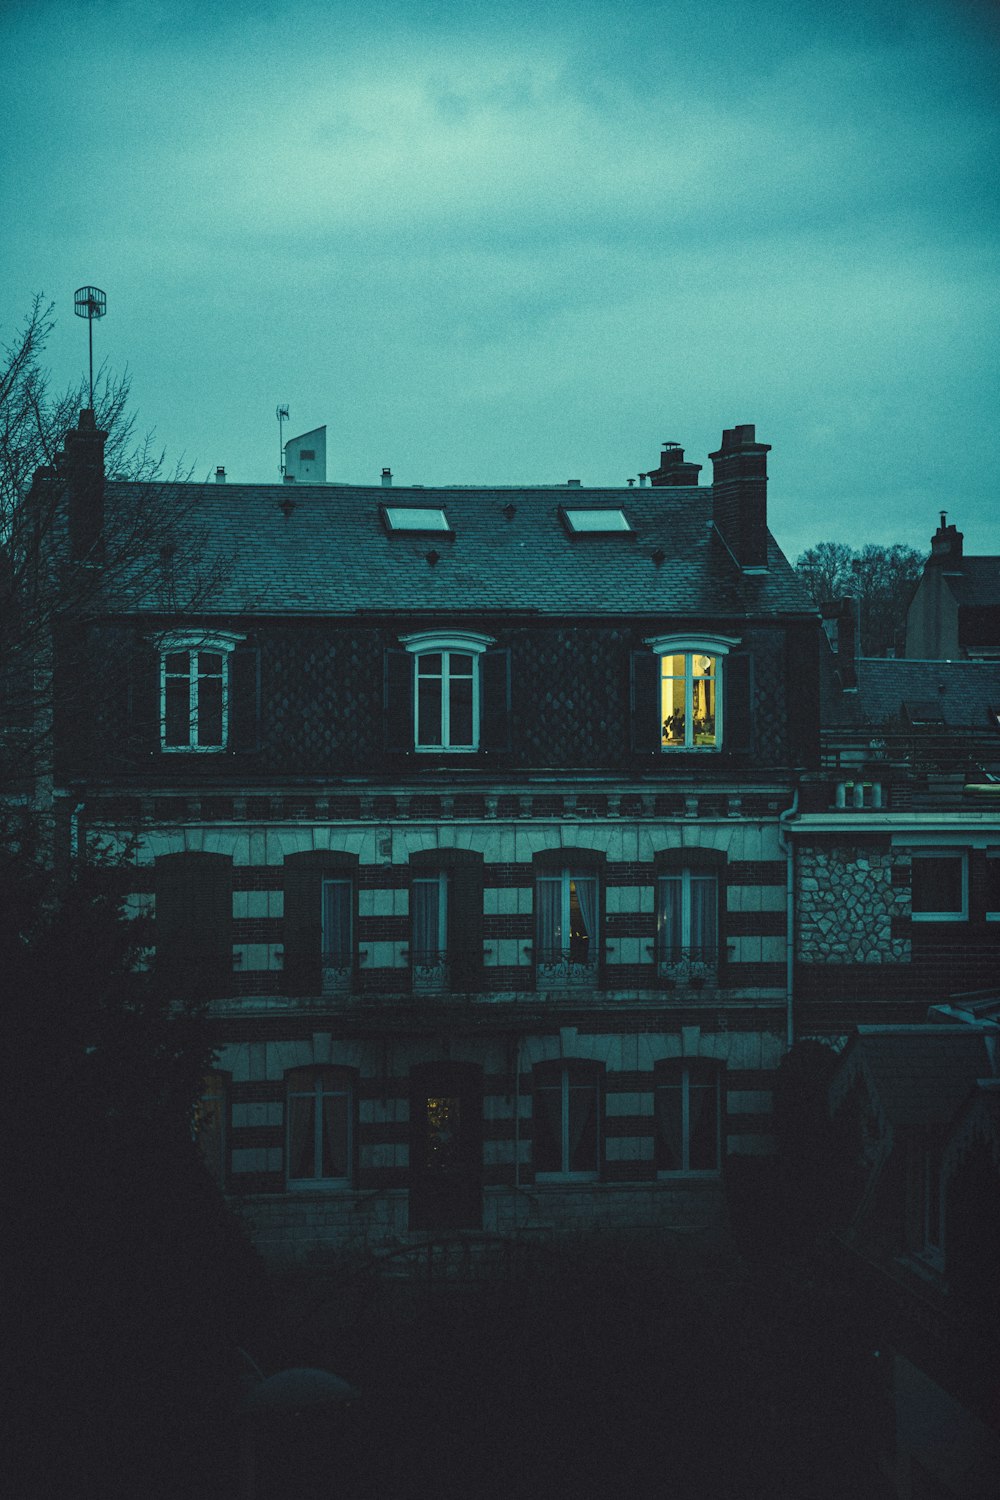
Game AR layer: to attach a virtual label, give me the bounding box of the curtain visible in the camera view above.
[536,878,561,960]
[322,878,352,966]
[322,1089,349,1179]
[659,876,682,960]
[572,874,597,944]
[412,876,441,962]
[689,875,718,959]
[288,1091,315,1179]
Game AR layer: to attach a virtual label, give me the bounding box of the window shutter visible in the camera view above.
[480,647,511,753]
[629,650,660,753]
[448,861,484,991]
[127,638,160,759]
[155,853,232,997]
[229,644,261,752]
[384,648,413,752]
[283,860,323,997]
[725,651,754,754]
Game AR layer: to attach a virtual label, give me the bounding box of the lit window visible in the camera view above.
[400,632,495,752]
[156,630,244,752]
[658,870,719,984]
[535,867,599,985]
[384,506,450,531]
[286,1067,353,1187]
[655,1061,722,1174]
[910,851,968,921]
[533,1060,602,1179]
[561,507,632,534]
[644,634,740,752]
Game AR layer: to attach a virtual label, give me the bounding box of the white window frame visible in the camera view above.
[910,849,969,922]
[533,1063,601,1182]
[285,1069,353,1190]
[535,867,600,984]
[400,631,495,753]
[655,1063,722,1177]
[155,629,244,753]
[644,633,740,752]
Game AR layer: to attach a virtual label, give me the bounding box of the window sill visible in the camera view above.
[161,744,227,754]
[286,1179,353,1192]
[533,1171,600,1184]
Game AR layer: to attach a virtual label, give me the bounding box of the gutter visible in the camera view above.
[777,785,800,1049]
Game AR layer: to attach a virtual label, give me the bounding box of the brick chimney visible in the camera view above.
[63,408,107,562]
[709,423,770,571]
[645,442,702,487]
[928,511,963,567]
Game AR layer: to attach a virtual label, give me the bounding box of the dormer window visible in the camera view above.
[398,632,496,752]
[156,630,245,752]
[644,634,741,751]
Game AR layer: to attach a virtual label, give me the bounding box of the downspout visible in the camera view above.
[777,786,799,1050]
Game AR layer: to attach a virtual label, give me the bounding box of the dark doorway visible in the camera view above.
[408,1062,483,1231]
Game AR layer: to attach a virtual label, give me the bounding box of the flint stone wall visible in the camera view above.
[798,846,910,964]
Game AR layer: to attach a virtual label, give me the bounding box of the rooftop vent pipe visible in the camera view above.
[215,466,226,483]
[381,467,393,487]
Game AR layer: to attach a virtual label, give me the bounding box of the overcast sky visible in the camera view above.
[2,0,997,560]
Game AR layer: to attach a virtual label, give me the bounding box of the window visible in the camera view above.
[535,866,600,985]
[283,852,358,997]
[633,634,743,753]
[658,869,719,984]
[156,630,244,752]
[408,850,485,993]
[321,876,354,994]
[194,1072,229,1187]
[396,632,495,752]
[561,507,632,534]
[412,869,448,990]
[655,1061,722,1174]
[383,506,451,531]
[985,854,1000,920]
[286,1067,353,1187]
[911,851,968,921]
[533,1060,603,1179]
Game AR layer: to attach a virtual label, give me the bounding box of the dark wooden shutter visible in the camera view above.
[127,637,160,760]
[229,644,261,753]
[384,648,413,752]
[448,860,484,991]
[629,650,660,753]
[283,858,323,996]
[725,650,754,755]
[155,853,232,998]
[480,647,511,753]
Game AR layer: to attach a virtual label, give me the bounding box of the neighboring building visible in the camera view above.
[905,515,1000,661]
[282,425,327,484]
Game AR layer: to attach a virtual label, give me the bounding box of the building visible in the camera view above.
[28,412,1000,1268]
[905,514,1000,660]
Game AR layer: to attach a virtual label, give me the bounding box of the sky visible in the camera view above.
[2,0,998,561]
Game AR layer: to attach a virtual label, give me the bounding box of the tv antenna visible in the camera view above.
[276,405,289,478]
[74,286,106,409]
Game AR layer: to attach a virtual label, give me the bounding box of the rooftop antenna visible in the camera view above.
[276,405,289,478]
[74,285,106,409]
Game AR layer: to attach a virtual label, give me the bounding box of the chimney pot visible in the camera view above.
[381,468,392,487]
[215,466,226,483]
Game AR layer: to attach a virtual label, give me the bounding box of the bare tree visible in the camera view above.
[796,540,925,657]
[0,296,234,795]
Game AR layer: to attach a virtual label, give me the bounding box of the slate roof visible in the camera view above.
[822,655,1000,733]
[104,481,815,619]
[946,556,1000,609]
[850,1026,997,1128]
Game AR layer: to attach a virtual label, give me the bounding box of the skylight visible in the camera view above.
[562,507,632,534]
[384,506,451,532]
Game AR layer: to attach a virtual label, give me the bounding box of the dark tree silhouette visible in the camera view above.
[796,540,925,656]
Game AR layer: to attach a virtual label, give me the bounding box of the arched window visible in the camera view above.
[409,848,485,992]
[655,849,725,986]
[285,1066,355,1188]
[533,1059,604,1180]
[384,632,511,753]
[534,849,604,988]
[283,852,359,997]
[155,630,245,751]
[630,634,751,754]
[654,1060,723,1174]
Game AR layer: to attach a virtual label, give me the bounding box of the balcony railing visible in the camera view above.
[321,956,354,996]
[534,946,599,987]
[411,950,451,992]
[656,947,720,988]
